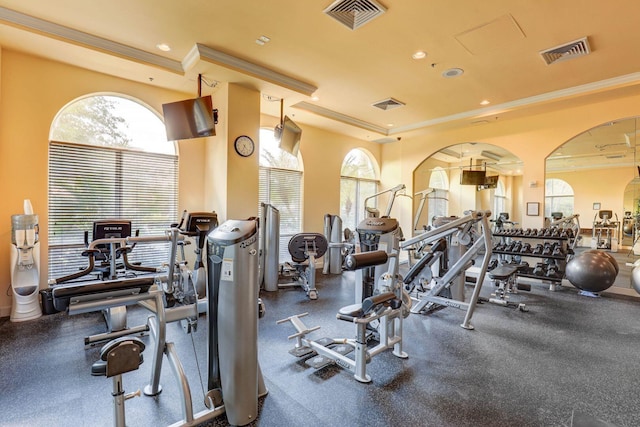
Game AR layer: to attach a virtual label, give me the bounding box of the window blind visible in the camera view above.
[340,177,378,231]
[48,141,178,280]
[259,167,302,262]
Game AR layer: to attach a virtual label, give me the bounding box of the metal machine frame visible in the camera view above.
[400,210,493,330]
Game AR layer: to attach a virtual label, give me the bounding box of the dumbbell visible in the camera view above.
[546,265,558,278]
[533,263,545,276]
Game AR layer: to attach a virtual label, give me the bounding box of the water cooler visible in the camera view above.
[10,200,42,322]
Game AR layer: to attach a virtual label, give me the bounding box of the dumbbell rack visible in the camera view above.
[492,228,572,291]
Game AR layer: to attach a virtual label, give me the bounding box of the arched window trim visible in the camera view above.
[545,178,575,217]
[50,93,177,155]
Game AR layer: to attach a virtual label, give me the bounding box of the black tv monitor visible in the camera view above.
[274,115,302,157]
[162,96,216,141]
[93,220,132,240]
[481,175,499,188]
[461,170,486,185]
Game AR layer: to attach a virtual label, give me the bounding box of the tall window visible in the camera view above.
[259,128,303,262]
[427,167,449,224]
[494,180,507,217]
[48,94,177,279]
[340,149,379,231]
[545,178,574,217]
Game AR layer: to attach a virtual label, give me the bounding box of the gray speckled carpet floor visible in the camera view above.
[1,261,639,427]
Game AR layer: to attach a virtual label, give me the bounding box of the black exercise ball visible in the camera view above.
[565,251,618,293]
[584,249,619,274]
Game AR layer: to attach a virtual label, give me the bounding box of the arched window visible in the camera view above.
[48,94,177,279]
[494,180,507,217]
[545,178,574,217]
[427,167,449,223]
[259,128,303,262]
[340,149,379,230]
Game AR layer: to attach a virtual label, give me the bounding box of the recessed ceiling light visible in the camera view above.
[480,99,490,105]
[442,68,464,78]
[311,95,320,101]
[412,51,427,60]
[256,35,271,45]
[387,123,394,127]
[156,43,171,52]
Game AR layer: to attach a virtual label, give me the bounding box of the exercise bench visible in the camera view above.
[484,264,529,311]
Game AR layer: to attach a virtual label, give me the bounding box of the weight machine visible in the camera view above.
[400,210,493,330]
[278,240,409,383]
[278,233,328,300]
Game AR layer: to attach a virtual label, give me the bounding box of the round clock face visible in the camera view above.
[234,135,254,157]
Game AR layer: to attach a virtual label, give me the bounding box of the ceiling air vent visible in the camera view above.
[372,97,405,111]
[540,37,591,65]
[324,0,387,30]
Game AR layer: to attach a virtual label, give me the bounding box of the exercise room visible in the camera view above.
[2,2,640,426]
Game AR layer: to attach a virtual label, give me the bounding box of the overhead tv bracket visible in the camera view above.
[274,98,302,156]
[460,159,486,186]
[162,74,219,141]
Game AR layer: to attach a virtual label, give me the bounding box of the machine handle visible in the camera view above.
[344,251,388,271]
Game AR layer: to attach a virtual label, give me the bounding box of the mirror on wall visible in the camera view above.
[412,143,523,234]
[545,117,639,288]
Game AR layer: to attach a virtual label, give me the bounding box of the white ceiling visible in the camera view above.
[1,0,640,153]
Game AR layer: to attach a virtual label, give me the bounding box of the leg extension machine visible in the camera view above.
[278,249,407,383]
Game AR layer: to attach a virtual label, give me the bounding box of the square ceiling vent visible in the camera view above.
[324,0,387,30]
[540,37,591,65]
[372,97,405,111]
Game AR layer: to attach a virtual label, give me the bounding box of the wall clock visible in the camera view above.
[234,135,255,157]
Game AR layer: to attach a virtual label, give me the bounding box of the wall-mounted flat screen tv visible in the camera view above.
[460,170,486,185]
[274,115,302,157]
[162,95,216,141]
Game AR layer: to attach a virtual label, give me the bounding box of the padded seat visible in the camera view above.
[91,336,145,377]
[338,303,364,318]
[488,265,518,280]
